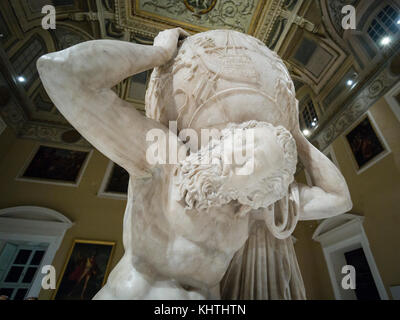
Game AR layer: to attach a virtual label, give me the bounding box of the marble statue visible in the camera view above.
[37,28,352,300]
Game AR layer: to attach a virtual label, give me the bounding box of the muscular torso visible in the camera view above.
[95,164,249,299]
[127,165,250,285]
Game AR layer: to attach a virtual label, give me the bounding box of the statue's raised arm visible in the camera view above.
[292,125,353,221]
[37,28,189,177]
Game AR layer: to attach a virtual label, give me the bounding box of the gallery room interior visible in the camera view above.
[0,0,399,301]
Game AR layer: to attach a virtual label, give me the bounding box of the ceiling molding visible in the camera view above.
[314,44,400,151]
[1,0,398,152]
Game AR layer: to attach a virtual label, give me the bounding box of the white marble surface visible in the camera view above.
[37,28,352,299]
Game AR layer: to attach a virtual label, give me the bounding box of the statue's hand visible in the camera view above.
[154,28,190,63]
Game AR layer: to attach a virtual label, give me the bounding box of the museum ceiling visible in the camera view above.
[0,0,399,150]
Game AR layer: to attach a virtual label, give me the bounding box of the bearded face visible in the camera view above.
[174,121,297,214]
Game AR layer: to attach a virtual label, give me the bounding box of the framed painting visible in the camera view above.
[53,240,115,300]
[344,112,390,174]
[17,144,92,186]
[98,161,129,200]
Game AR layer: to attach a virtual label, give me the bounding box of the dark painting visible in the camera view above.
[54,240,114,300]
[346,117,385,169]
[344,248,381,300]
[105,163,129,194]
[23,146,88,182]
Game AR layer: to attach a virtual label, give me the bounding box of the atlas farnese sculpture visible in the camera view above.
[37,28,352,300]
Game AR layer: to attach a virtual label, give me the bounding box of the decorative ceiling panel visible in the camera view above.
[115,0,274,37]
[1,0,397,150]
[137,0,262,33]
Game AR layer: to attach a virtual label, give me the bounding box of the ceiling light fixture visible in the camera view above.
[380,36,391,46]
[17,76,26,83]
[347,79,354,86]
[303,129,310,136]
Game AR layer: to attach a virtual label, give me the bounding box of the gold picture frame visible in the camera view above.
[52,239,116,300]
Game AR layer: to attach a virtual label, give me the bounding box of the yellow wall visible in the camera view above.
[329,97,400,299]
[293,221,335,299]
[0,127,17,163]
[293,170,335,300]
[294,96,400,300]
[0,129,126,299]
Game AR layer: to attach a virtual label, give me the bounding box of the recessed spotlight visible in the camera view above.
[17,76,26,83]
[311,121,316,127]
[380,36,391,46]
[397,19,400,25]
[347,79,354,86]
[303,129,310,136]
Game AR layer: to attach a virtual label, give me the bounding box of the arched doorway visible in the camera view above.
[0,206,73,299]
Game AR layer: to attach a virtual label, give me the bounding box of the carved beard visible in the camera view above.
[174,121,296,213]
[175,157,290,213]
[174,146,230,211]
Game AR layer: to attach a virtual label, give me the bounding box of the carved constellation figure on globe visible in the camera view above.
[38,28,352,300]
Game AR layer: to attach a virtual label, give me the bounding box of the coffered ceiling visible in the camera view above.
[0,0,399,150]
[118,0,263,34]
